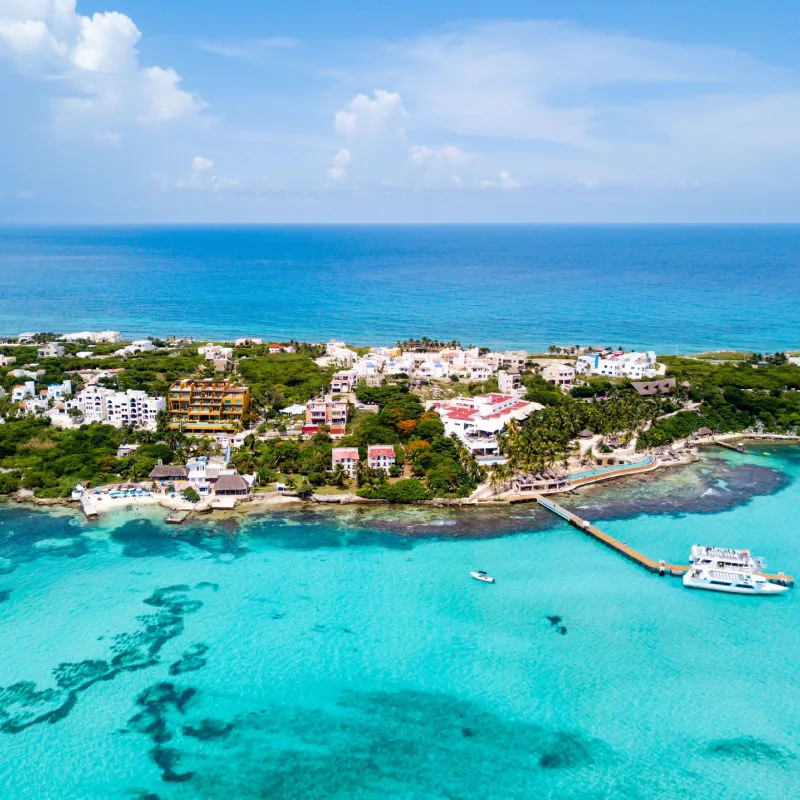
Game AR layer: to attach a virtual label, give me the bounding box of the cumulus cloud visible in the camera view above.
[0,0,205,135]
[326,148,351,181]
[481,169,523,190]
[334,89,405,138]
[176,156,238,193]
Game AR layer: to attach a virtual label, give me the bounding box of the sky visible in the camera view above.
[1,0,800,223]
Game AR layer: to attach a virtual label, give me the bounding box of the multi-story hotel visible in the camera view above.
[168,379,251,433]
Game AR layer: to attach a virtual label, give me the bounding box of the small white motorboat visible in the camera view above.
[470,570,495,584]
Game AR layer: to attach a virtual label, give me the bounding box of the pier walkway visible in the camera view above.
[533,494,794,587]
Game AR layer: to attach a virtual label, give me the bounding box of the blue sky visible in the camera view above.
[1,0,800,222]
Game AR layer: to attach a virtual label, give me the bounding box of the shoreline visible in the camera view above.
[10,436,796,525]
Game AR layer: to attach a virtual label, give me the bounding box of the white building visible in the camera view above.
[541,364,576,386]
[498,369,523,394]
[76,385,165,430]
[332,447,360,478]
[38,342,65,358]
[116,340,155,356]
[46,380,72,400]
[325,340,359,366]
[11,381,35,403]
[486,350,528,371]
[331,370,359,394]
[235,337,263,347]
[0,355,16,367]
[367,445,396,473]
[198,344,233,361]
[575,351,662,380]
[61,331,121,343]
[430,393,541,461]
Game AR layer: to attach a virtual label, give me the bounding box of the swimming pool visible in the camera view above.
[570,456,654,481]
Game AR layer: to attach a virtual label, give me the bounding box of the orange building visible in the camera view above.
[168,379,251,433]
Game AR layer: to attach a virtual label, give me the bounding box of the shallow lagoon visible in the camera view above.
[0,447,798,799]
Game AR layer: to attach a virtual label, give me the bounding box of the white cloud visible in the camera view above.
[196,37,299,60]
[192,155,213,172]
[0,0,205,135]
[409,145,470,167]
[326,148,351,180]
[482,170,522,190]
[334,89,405,138]
[176,156,238,193]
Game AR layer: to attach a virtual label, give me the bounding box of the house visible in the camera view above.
[11,381,35,403]
[367,445,396,473]
[38,342,65,359]
[498,369,522,394]
[331,370,359,394]
[486,350,528,371]
[117,443,139,459]
[61,331,121,343]
[631,378,677,397]
[541,364,576,386]
[168,379,251,433]
[575,351,662,380]
[115,340,155,356]
[0,355,16,368]
[214,472,250,496]
[198,344,233,361]
[46,380,72,400]
[332,447,360,477]
[268,343,295,354]
[304,399,348,436]
[149,464,189,481]
[235,337,263,347]
[469,361,494,381]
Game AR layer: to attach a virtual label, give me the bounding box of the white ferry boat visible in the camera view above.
[682,566,787,595]
[689,545,764,571]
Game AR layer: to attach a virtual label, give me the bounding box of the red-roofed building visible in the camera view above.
[332,447,360,477]
[367,445,396,473]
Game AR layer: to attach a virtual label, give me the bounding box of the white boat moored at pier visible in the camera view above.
[682,566,787,595]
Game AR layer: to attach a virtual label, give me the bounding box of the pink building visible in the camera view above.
[332,447,360,477]
[367,445,396,473]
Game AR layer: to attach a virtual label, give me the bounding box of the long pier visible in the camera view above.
[533,494,794,587]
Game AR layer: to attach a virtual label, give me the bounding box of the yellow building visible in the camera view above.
[168,379,251,433]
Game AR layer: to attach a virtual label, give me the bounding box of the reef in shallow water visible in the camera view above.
[0,585,205,734]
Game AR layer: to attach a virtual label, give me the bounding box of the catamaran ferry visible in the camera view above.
[689,545,764,571]
[683,566,787,595]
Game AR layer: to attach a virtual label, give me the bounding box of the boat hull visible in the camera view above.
[682,576,787,595]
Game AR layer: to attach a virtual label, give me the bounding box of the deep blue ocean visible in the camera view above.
[1,224,799,351]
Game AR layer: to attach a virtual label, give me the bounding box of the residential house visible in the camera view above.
[631,378,677,397]
[331,370,359,394]
[46,380,72,400]
[168,379,251,433]
[38,342,65,358]
[332,447,360,478]
[268,343,296,353]
[304,399,348,437]
[61,331,121,343]
[498,369,522,394]
[235,337,263,347]
[11,381,35,403]
[0,355,16,368]
[486,350,528,371]
[541,364,576,386]
[367,445,396,473]
[198,344,233,361]
[575,351,661,380]
[469,360,494,381]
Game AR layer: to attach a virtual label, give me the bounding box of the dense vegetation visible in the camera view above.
[236,352,330,410]
[638,357,800,448]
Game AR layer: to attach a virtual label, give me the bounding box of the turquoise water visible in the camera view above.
[569,456,654,481]
[1,225,800,350]
[1,447,799,799]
